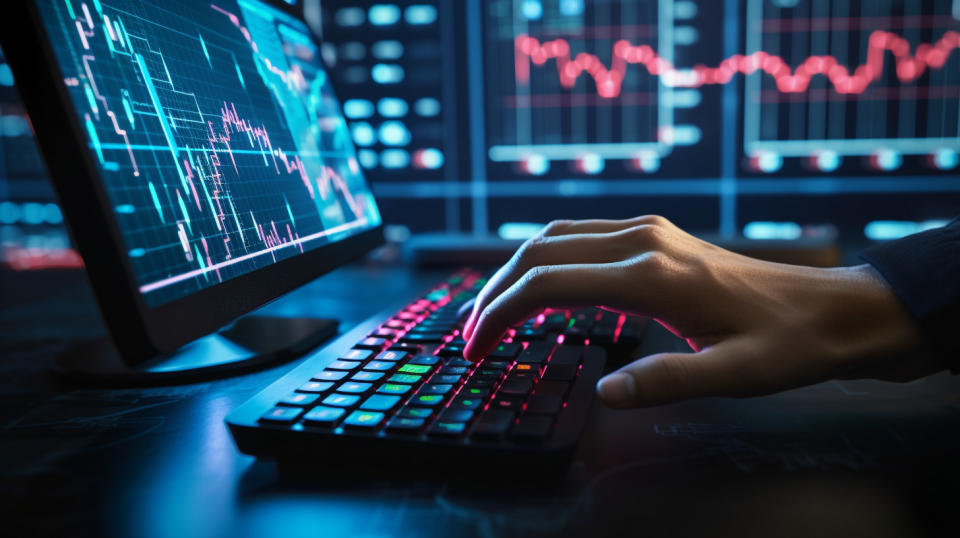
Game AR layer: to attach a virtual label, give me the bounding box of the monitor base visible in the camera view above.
[52,316,339,385]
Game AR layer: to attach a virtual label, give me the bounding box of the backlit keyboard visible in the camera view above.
[226,269,646,467]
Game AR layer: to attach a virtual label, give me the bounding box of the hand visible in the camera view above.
[462,216,944,408]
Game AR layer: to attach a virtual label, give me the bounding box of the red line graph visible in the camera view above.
[514,30,960,98]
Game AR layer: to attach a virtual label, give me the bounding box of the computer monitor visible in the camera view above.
[0,0,383,363]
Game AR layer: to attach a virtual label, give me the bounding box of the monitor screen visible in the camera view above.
[34,0,381,306]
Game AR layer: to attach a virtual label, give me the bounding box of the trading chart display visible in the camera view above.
[484,0,723,179]
[741,0,960,176]
[483,0,959,182]
[35,0,381,305]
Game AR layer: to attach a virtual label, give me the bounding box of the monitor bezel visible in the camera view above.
[0,0,385,364]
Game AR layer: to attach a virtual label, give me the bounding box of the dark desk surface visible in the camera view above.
[2,262,959,538]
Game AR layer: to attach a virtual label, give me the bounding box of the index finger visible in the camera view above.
[464,261,656,361]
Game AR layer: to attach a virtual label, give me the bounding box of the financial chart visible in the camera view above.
[35,0,381,305]
[482,0,960,182]
[742,0,960,175]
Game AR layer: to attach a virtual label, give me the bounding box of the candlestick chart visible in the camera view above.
[35,0,381,305]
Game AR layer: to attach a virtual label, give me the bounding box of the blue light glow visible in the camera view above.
[0,64,13,86]
[334,7,365,26]
[743,221,802,240]
[377,98,408,118]
[757,152,783,173]
[357,149,378,169]
[369,5,401,26]
[404,5,438,25]
[498,222,543,240]
[524,154,549,175]
[350,122,376,146]
[371,63,404,84]
[864,220,948,240]
[381,149,410,168]
[378,121,411,146]
[815,150,841,172]
[521,0,543,20]
[413,97,440,117]
[933,149,959,170]
[559,0,584,16]
[578,153,604,175]
[875,150,902,171]
[415,148,444,169]
[343,99,374,119]
[371,40,403,60]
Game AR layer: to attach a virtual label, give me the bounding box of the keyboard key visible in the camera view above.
[313,370,348,382]
[438,409,474,423]
[516,328,545,340]
[532,380,570,397]
[438,366,468,376]
[410,394,445,407]
[489,342,523,359]
[259,406,301,424]
[461,386,490,399]
[432,374,463,385]
[499,379,533,396]
[351,371,385,382]
[384,417,425,434]
[297,381,335,393]
[506,370,537,383]
[387,373,422,384]
[449,397,483,410]
[446,358,473,367]
[385,320,408,330]
[437,346,464,357]
[398,364,432,375]
[363,361,395,372]
[524,394,562,415]
[375,350,408,362]
[428,421,466,438]
[542,364,578,381]
[360,394,401,412]
[338,382,373,394]
[483,361,510,370]
[419,383,453,396]
[322,393,361,407]
[398,406,434,419]
[341,349,374,361]
[370,328,397,339]
[465,379,495,389]
[409,355,440,366]
[389,343,421,354]
[548,346,582,366]
[278,393,320,407]
[400,333,445,344]
[377,383,413,395]
[396,311,419,320]
[511,415,553,442]
[355,337,389,350]
[470,409,515,440]
[302,406,345,427]
[343,410,385,429]
[491,396,523,412]
[327,360,363,371]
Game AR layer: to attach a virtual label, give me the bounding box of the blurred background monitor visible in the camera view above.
[3,0,959,271]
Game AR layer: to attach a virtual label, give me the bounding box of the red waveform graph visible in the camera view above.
[515,30,960,98]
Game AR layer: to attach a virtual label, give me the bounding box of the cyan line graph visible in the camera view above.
[41,0,379,305]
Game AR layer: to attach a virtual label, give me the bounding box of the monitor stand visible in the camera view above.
[53,316,338,385]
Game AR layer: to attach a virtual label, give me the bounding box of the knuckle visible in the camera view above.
[522,264,554,291]
[543,219,572,236]
[643,215,672,228]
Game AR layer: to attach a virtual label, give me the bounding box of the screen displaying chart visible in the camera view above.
[484,0,721,179]
[35,0,381,306]
[741,0,960,175]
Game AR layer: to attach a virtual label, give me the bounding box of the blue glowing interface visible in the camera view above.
[35,0,381,306]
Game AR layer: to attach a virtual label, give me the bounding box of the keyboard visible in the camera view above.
[226,269,646,469]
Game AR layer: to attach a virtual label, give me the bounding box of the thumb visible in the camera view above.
[596,341,756,408]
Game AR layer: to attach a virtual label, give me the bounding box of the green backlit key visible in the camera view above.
[388,373,421,384]
[398,364,431,375]
[410,394,444,407]
[376,383,412,395]
[343,410,385,429]
[398,406,433,419]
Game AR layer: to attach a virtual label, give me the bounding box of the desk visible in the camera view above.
[1,262,958,538]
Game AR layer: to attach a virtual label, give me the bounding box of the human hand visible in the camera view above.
[462,216,944,408]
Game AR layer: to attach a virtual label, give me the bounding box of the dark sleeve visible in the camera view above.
[859,216,960,371]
